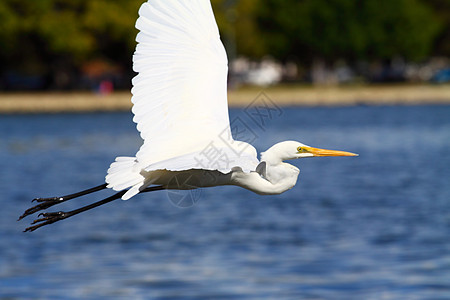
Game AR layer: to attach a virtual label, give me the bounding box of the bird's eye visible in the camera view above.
[297,146,310,153]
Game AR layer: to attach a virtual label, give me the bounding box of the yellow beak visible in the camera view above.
[304,146,358,157]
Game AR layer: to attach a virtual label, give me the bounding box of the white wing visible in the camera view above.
[132,0,257,171]
[106,0,258,199]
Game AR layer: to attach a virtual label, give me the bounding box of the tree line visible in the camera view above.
[0,0,448,89]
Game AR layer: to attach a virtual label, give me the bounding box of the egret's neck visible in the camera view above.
[264,162,299,192]
[257,144,300,193]
[260,143,297,165]
[231,162,299,195]
[260,149,282,165]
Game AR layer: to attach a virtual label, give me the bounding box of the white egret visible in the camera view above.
[19,0,357,231]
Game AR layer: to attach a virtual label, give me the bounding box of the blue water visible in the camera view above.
[1,105,450,299]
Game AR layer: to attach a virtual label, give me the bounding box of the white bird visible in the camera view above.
[19,0,357,231]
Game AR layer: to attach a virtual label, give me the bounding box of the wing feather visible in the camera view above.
[131,0,245,169]
[106,0,259,198]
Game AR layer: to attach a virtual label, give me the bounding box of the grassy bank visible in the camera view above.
[1,84,449,113]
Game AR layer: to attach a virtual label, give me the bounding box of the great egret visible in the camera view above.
[19,0,357,232]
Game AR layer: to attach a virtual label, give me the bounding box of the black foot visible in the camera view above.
[19,185,159,232]
[18,184,108,222]
[24,211,71,232]
[18,197,64,221]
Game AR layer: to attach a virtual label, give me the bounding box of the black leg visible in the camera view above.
[141,185,165,193]
[22,185,166,232]
[24,190,126,232]
[18,183,108,221]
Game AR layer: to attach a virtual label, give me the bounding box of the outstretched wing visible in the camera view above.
[131,0,257,172]
[106,0,258,200]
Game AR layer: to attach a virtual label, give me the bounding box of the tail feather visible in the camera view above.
[105,157,145,200]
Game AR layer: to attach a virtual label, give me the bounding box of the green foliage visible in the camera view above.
[0,0,141,74]
[0,2,19,54]
[0,0,447,86]
[213,0,267,58]
[251,0,443,62]
[426,0,450,55]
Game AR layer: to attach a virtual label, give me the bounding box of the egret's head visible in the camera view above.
[261,141,358,164]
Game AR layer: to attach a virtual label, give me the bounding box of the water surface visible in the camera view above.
[1,105,449,299]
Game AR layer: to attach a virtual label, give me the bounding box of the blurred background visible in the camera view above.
[1,1,450,299]
[0,0,449,91]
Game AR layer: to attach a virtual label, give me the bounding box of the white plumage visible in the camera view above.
[21,0,357,232]
[105,0,357,201]
[106,0,258,200]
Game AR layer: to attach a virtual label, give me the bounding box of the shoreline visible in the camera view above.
[1,84,449,113]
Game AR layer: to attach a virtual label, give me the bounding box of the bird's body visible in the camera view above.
[20,0,357,231]
[136,142,302,196]
[104,0,260,200]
